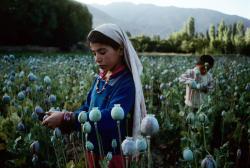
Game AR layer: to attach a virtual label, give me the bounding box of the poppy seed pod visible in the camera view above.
[89,107,101,122]
[141,114,159,136]
[54,128,62,138]
[31,112,38,121]
[44,76,51,85]
[35,106,45,121]
[111,104,124,121]
[49,95,56,104]
[32,154,39,165]
[186,112,195,125]
[111,139,117,149]
[221,110,226,117]
[121,137,136,156]
[236,149,241,159]
[106,152,113,161]
[183,148,193,161]
[17,91,25,101]
[78,111,87,123]
[35,106,44,114]
[198,113,208,124]
[19,71,25,78]
[17,122,25,132]
[201,155,216,168]
[51,136,56,145]
[28,72,37,82]
[245,83,250,91]
[86,141,94,151]
[35,85,43,93]
[30,141,40,154]
[2,94,11,104]
[135,136,147,152]
[82,122,91,133]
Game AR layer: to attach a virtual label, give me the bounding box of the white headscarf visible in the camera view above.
[90,23,147,137]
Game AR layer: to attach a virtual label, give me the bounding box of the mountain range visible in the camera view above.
[85,2,250,38]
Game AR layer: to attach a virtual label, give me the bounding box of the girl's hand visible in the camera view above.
[189,80,197,89]
[42,112,64,129]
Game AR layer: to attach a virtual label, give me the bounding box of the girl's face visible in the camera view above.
[90,42,123,72]
[196,64,207,75]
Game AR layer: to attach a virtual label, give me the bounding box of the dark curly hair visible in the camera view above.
[196,55,214,70]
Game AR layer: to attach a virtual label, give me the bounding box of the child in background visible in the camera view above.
[179,55,215,111]
[42,23,147,168]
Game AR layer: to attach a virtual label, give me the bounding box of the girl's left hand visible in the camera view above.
[42,112,64,129]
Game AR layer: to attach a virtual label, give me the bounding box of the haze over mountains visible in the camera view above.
[86,2,250,38]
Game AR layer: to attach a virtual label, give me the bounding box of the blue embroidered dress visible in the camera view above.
[74,68,135,155]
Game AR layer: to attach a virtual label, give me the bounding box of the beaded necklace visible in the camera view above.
[95,76,110,94]
[96,65,126,94]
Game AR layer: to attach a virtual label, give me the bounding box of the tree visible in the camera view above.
[222,26,233,54]
[186,17,195,38]
[218,20,225,41]
[243,28,250,54]
[209,24,216,41]
[245,28,250,45]
[208,24,216,51]
[0,0,92,49]
[234,21,246,53]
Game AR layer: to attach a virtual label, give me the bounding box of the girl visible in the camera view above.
[42,23,147,168]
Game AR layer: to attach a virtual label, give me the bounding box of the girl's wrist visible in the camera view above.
[63,112,75,123]
[59,112,75,133]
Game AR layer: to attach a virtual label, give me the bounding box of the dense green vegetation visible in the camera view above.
[0,0,92,49]
[130,17,250,55]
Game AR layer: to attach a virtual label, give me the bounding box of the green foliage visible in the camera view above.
[0,0,92,49]
[130,17,250,55]
[186,17,195,38]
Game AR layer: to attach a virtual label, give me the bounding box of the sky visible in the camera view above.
[76,0,250,19]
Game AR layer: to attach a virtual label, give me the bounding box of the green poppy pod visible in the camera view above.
[44,76,51,85]
[54,128,62,138]
[186,112,195,125]
[111,139,117,149]
[51,136,56,145]
[201,155,216,168]
[30,141,40,154]
[140,114,159,136]
[89,107,101,122]
[135,136,147,152]
[32,154,39,165]
[198,113,208,124]
[17,91,25,101]
[82,122,91,133]
[2,94,11,104]
[121,137,136,156]
[78,111,87,123]
[106,152,113,161]
[111,104,124,121]
[86,141,94,151]
[183,148,193,161]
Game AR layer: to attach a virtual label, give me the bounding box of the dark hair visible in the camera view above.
[87,30,120,50]
[196,55,214,69]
